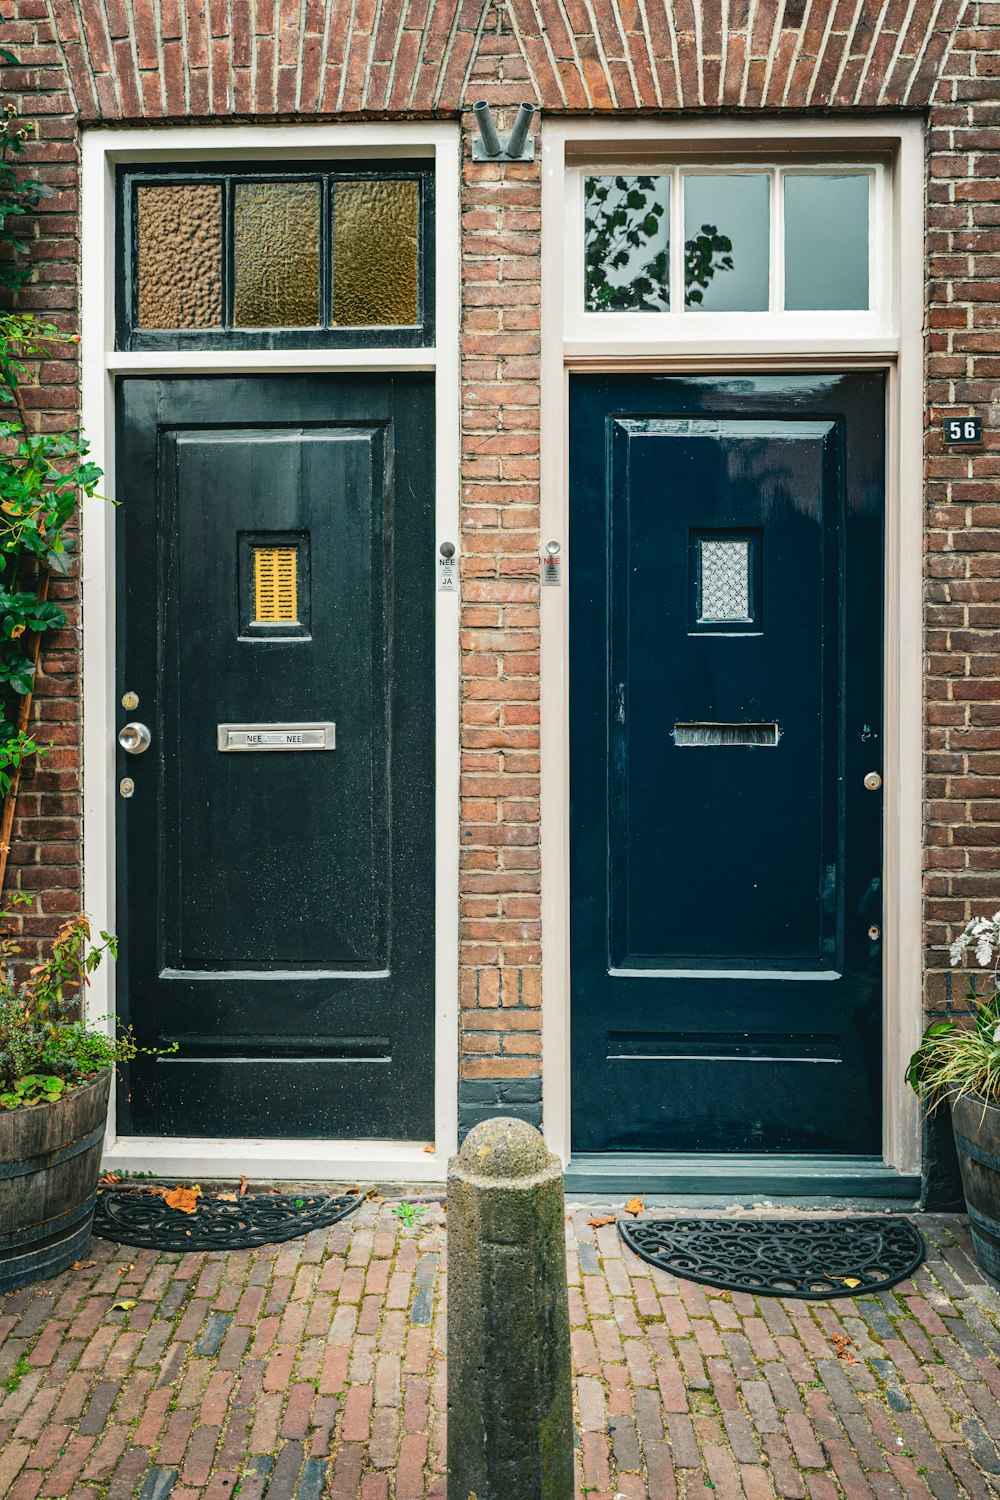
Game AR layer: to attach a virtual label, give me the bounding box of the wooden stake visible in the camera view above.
[0,567,52,898]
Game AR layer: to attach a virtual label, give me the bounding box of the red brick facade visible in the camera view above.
[4,0,999,1160]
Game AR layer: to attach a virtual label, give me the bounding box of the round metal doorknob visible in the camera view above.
[864,771,882,792]
[118,721,151,755]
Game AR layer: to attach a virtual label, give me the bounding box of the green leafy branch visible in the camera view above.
[0,71,102,822]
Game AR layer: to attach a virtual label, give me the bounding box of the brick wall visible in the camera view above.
[923,1,1000,1026]
[4,0,1000,1149]
[3,1,82,964]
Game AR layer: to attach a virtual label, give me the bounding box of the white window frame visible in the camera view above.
[81,123,460,1183]
[567,159,889,343]
[540,117,925,1179]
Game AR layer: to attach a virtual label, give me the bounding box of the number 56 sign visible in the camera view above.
[943,415,983,445]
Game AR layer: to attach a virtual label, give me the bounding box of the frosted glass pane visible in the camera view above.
[784,174,869,311]
[584,174,670,312]
[233,180,321,328]
[699,539,750,621]
[684,174,769,312]
[333,180,419,326]
[136,183,222,328]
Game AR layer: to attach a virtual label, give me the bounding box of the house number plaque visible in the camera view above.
[217,722,336,752]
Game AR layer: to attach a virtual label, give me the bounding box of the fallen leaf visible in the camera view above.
[111,1299,137,1311]
[831,1332,858,1364]
[71,1260,96,1271]
[98,1172,120,1186]
[624,1197,644,1216]
[839,1277,861,1289]
[217,1192,238,1202]
[239,1174,248,1197]
[588,1214,617,1228]
[423,1144,435,1155]
[116,1264,134,1275]
[164,1186,201,1215]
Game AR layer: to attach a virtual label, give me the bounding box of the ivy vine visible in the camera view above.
[0,61,102,802]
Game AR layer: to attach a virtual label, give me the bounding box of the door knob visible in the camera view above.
[118,721,152,755]
[863,771,882,791]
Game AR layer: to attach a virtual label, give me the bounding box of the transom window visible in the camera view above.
[574,161,884,330]
[117,162,434,350]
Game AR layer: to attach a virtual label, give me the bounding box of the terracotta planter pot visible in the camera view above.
[0,1069,111,1292]
[950,1090,1000,1290]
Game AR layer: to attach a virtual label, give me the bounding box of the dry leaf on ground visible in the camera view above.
[164,1186,201,1214]
[423,1144,435,1154]
[239,1174,248,1197]
[98,1172,120,1186]
[624,1197,644,1216]
[217,1192,238,1202]
[111,1299,137,1311]
[588,1215,617,1228]
[831,1332,858,1364]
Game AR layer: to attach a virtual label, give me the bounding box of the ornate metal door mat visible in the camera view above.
[618,1215,925,1298]
[93,1188,363,1251]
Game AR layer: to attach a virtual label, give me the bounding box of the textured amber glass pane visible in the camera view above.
[233,181,321,328]
[333,180,419,327]
[136,183,222,328]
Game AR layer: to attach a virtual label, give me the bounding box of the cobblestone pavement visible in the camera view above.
[0,1197,999,1498]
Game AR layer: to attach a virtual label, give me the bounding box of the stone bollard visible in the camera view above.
[447,1117,573,1500]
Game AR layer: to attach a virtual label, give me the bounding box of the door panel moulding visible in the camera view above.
[81,123,461,1182]
[540,117,925,1179]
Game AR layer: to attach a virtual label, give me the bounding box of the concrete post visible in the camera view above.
[447,1117,573,1500]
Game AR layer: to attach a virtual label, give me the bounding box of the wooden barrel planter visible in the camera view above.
[0,1069,111,1292]
[951,1091,1000,1290]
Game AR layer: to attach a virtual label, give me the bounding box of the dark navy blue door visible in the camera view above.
[570,374,884,1155]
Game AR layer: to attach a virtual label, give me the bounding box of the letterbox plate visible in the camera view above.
[217,722,336,752]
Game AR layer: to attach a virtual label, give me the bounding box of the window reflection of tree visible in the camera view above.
[584,175,734,312]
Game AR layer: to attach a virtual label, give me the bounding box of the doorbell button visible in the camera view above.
[863,771,882,791]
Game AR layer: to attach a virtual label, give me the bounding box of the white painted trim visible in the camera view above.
[540,116,925,1176]
[81,122,461,1182]
[106,351,438,374]
[101,1138,449,1184]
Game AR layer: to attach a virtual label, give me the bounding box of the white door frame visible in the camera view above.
[80,123,460,1182]
[539,117,925,1174]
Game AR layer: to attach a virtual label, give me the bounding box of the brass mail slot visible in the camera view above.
[217,722,336,752]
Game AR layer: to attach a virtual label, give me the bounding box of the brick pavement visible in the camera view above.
[0,1198,998,1498]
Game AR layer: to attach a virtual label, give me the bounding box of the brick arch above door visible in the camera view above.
[45,0,974,123]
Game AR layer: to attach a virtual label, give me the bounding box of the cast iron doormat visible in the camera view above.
[618,1215,924,1298]
[93,1188,363,1252]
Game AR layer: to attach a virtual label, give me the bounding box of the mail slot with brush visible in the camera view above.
[673,722,780,747]
[217,722,336,752]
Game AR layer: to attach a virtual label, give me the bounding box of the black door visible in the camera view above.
[570,374,884,1155]
[116,376,435,1139]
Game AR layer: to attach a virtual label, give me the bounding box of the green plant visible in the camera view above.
[907,913,1000,1111]
[0,79,101,801]
[0,89,50,294]
[3,1353,28,1392]
[392,1201,428,1229]
[0,897,141,1107]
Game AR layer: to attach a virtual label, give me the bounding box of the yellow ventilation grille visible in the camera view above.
[253,547,298,624]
